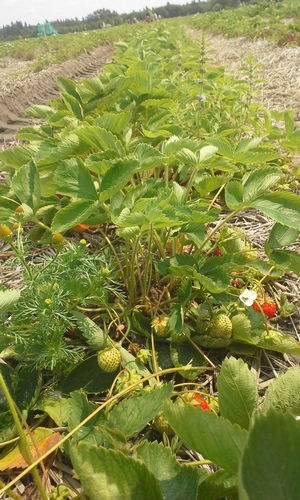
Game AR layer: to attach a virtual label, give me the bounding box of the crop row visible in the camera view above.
[0,18,299,499]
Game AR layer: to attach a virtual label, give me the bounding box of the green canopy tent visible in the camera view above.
[37,23,58,36]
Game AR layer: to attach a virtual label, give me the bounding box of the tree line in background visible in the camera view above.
[0,0,276,41]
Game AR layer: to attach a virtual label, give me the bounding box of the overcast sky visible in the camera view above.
[0,0,190,27]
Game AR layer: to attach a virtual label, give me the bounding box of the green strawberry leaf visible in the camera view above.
[61,355,117,394]
[51,200,98,233]
[238,409,300,500]
[68,441,163,500]
[135,441,199,500]
[262,368,300,415]
[198,469,238,500]
[231,314,252,343]
[164,399,248,475]
[67,391,106,445]
[11,161,40,213]
[225,180,244,209]
[0,145,38,169]
[242,167,281,202]
[0,289,20,313]
[251,191,300,230]
[71,310,107,350]
[170,343,206,380]
[108,382,173,438]
[255,329,300,355]
[54,158,98,200]
[266,222,299,249]
[217,357,258,430]
[34,393,70,427]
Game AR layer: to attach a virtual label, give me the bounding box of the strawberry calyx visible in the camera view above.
[152,316,169,338]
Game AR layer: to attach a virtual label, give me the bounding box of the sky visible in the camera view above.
[0,0,190,28]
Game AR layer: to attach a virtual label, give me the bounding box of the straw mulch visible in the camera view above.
[188,28,300,121]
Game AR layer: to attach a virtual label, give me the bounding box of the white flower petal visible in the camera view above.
[239,289,257,307]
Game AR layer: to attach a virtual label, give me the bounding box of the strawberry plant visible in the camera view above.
[187,0,300,45]
[0,14,300,498]
[2,356,300,498]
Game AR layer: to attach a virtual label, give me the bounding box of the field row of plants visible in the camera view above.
[188,0,300,45]
[0,23,136,72]
[1,0,300,75]
[0,15,300,499]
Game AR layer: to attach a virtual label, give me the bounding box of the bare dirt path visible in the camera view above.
[0,44,114,145]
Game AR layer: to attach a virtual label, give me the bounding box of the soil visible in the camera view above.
[1,32,300,147]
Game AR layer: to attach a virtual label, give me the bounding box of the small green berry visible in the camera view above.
[136,348,152,364]
[97,347,121,373]
[210,314,232,340]
[152,316,169,338]
[154,412,174,436]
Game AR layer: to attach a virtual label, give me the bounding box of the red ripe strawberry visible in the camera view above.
[192,394,210,411]
[252,300,276,319]
[213,247,223,257]
[65,328,77,339]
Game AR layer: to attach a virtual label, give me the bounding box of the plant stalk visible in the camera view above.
[0,373,48,500]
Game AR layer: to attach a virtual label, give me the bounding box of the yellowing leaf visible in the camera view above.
[0,427,60,471]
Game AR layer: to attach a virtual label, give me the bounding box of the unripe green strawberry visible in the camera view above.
[211,314,232,340]
[154,412,174,436]
[152,316,169,338]
[136,348,152,364]
[171,324,191,344]
[97,347,121,373]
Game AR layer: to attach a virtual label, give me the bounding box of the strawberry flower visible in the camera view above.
[239,288,257,307]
